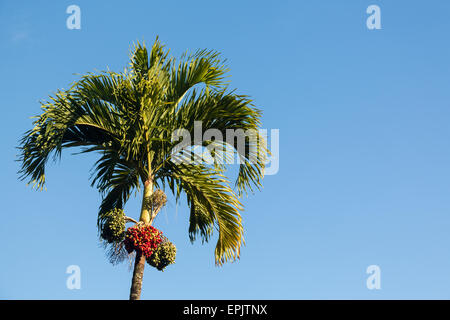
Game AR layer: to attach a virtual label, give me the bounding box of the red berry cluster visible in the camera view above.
[124,224,163,258]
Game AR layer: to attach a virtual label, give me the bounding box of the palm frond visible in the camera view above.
[166,89,268,195]
[159,162,243,265]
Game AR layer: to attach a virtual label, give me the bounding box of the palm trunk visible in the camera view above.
[129,179,153,300]
[130,252,146,300]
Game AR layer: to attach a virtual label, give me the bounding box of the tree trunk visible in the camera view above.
[129,179,153,300]
[130,252,146,300]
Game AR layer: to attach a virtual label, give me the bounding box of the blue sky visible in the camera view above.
[2,0,450,299]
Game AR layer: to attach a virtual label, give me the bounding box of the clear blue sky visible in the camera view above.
[2,0,450,299]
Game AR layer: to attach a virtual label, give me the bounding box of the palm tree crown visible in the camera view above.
[18,38,267,266]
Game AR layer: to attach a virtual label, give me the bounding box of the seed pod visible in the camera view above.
[100,208,126,243]
[147,237,176,271]
[124,224,163,258]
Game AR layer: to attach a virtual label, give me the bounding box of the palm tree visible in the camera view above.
[18,38,267,300]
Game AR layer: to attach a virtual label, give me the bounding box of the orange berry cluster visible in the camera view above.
[124,224,163,258]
